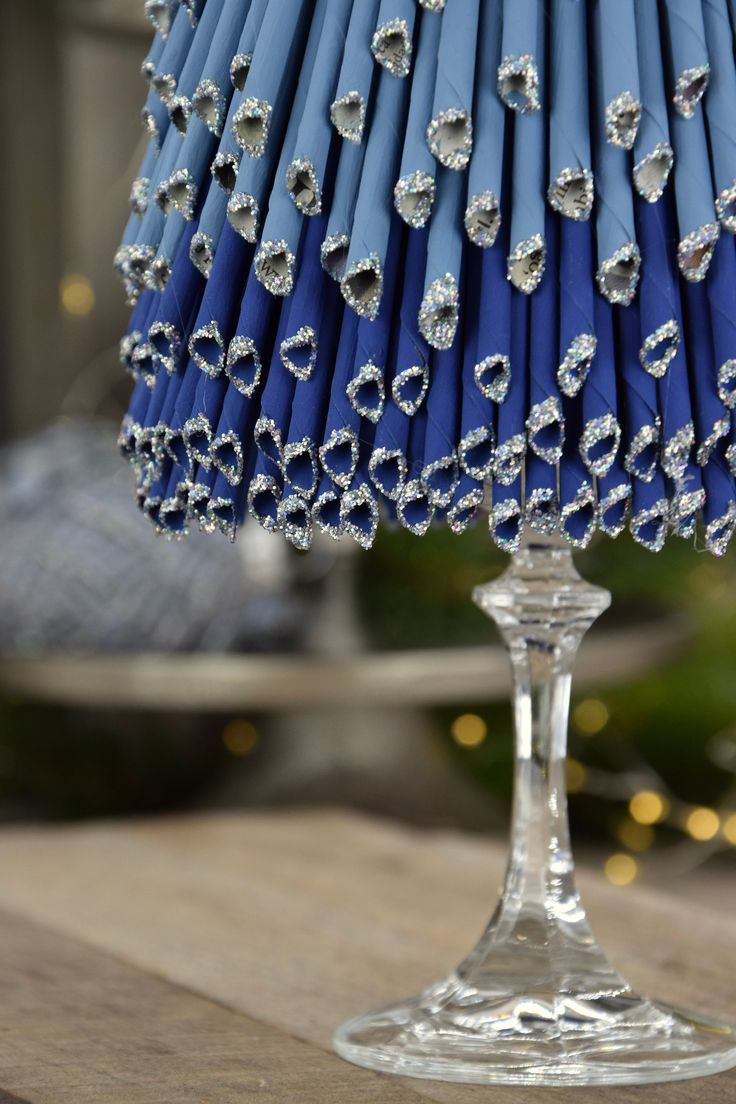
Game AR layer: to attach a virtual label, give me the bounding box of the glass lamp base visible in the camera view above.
[334,539,736,1086]
[335,983,736,1087]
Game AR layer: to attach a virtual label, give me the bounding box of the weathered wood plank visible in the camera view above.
[0,811,733,1102]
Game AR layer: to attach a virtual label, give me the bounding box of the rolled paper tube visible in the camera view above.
[558,218,596,400]
[390,226,430,416]
[349,220,405,424]
[184,372,231,474]
[618,301,662,484]
[254,305,298,472]
[341,68,409,320]
[165,352,203,470]
[662,0,711,118]
[630,469,670,552]
[184,462,217,530]
[188,227,255,381]
[633,0,674,203]
[548,0,594,221]
[701,459,736,556]
[226,264,280,397]
[670,105,721,282]
[591,53,640,306]
[312,473,344,539]
[141,465,171,529]
[142,32,166,88]
[422,340,462,508]
[495,290,529,486]
[580,292,621,479]
[595,0,641,150]
[458,249,495,482]
[321,139,366,278]
[247,447,284,533]
[159,112,219,228]
[129,141,160,217]
[207,0,274,194]
[707,235,736,410]
[319,309,362,489]
[149,4,197,106]
[508,23,547,296]
[208,467,248,539]
[230,0,312,160]
[489,473,524,553]
[278,487,315,551]
[210,378,261,489]
[398,406,435,535]
[671,459,705,538]
[284,289,345,497]
[682,279,731,467]
[331,0,380,142]
[148,220,205,372]
[159,463,191,538]
[703,0,736,231]
[465,0,504,246]
[229,0,269,91]
[395,10,442,228]
[168,0,228,136]
[190,182,231,276]
[426,0,480,172]
[145,0,179,39]
[370,398,411,500]
[525,453,560,537]
[142,85,172,150]
[130,120,195,285]
[419,167,465,349]
[229,0,327,248]
[371,0,416,80]
[559,449,598,549]
[340,466,380,549]
[191,0,251,137]
[598,463,632,539]
[286,0,355,217]
[120,289,158,377]
[527,216,564,465]
[447,472,485,535]
[498,0,542,114]
[475,214,512,404]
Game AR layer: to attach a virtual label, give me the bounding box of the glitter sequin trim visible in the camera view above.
[330,91,367,143]
[193,78,227,136]
[320,233,350,281]
[227,192,260,243]
[319,427,359,489]
[527,397,565,464]
[716,182,736,233]
[525,488,560,536]
[397,479,435,536]
[347,360,385,423]
[255,240,296,296]
[371,19,413,78]
[183,414,214,471]
[312,485,343,540]
[211,430,245,486]
[561,483,597,549]
[624,422,661,483]
[422,454,460,508]
[489,497,523,553]
[630,499,670,552]
[189,321,225,377]
[278,494,313,552]
[507,233,546,294]
[426,108,473,171]
[283,439,318,497]
[497,55,540,113]
[280,326,318,381]
[394,171,436,229]
[465,191,501,248]
[475,354,511,403]
[418,274,459,350]
[718,360,736,408]
[673,64,710,119]
[558,334,596,398]
[596,241,641,306]
[639,319,680,378]
[190,232,214,278]
[341,255,383,320]
[226,336,262,396]
[248,474,282,532]
[459,426,496,481]
[547,167,594,221]
[254,416,285,472]
[149,321,181,374]
[696,415,730,466]
[598,482,631,539]
[705,503,736,557]
[286,157,321,215]
[448,487,484,535]
[232,98,272,158]
[341,484,379,550]
[633,142,674,204]
[369,446,407,501]
[662,421,694,481]
[392,363,429,415]
[605,91,641,150]
[494,433,526,485]
[579,414,622,477]
[230,53,252,92]
[211,151,241,193]
[678,222,720,283]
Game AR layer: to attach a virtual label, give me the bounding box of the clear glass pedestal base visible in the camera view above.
[334,539,736,1087]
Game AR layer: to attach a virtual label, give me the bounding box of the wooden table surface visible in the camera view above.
[0,810,733,1103]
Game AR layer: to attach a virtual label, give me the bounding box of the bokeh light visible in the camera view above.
[629,790,669,826]
[451,713,488,748]
[222,719,259,757]
[573,698,610,736]
[604,853,639,886]
[684,807,720,842]
[722,814,736,846]
[60,273,96,317]
[617,818,655,853]
[566,758,587,794]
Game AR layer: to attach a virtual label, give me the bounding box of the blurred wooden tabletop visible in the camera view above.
[0,810,733,1103]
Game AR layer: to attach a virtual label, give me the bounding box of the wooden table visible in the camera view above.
[0,811,733,1102]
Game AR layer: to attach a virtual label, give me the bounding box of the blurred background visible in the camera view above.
[0,0,735,902]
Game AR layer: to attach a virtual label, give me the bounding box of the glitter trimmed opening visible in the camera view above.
[234,113,268,152]
[331,94,365,139]
[286,164,320,214]
[499,67,536,112]
[227,348,260,394]
[393,366,428,414]
[429,113,472,167]
[370,453,405,498]
[213,156,238,193]
[634,149,672,202]
[321,237,350,280]
[285,450,316,496]
[228,197,258,242]
[344,267,381,311]
[599,254,638,302]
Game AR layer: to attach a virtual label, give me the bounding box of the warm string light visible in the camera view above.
[451,714,488,748]
[60,273,96,317]
[222,719,259,756]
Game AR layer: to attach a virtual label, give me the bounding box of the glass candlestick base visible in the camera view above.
[334,538,736,1086]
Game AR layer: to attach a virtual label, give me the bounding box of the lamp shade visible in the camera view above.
[117,0,736,556]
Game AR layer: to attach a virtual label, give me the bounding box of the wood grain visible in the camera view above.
[0,810,733,1102]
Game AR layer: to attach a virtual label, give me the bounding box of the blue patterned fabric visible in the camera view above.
[118,0,736,554]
